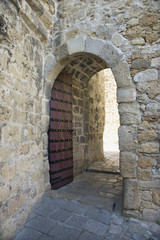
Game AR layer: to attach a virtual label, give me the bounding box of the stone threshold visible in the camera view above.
[86,168,120,175]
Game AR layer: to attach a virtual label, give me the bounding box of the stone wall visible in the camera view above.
[45,0,160,222]
[0,0,160,238]
[88,71,105,165]
[0,0,54,239]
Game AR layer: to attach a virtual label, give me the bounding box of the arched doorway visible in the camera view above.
[43,37,138,216]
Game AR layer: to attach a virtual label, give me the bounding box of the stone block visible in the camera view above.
[85,37,105,57]
[139,143,159,154]
[142,209,160,222]
[120,151,137,178]
[146,102,159,114]
[112,61,132,88]
[123,179,140,210]
[138,169,151,181]
[44,54,56,80]
[49,224,81,239]
[117,88,136,103]
[127,18,139,26]
[112,33,126,47]
[131,38,145,46]
[84,219,108,236]
[54,43,69,63]
[138,131,157,142]
[65,29,79,41]
[139,14,158,27]
[42,133,48,150]
[0,146,12,163]
[50,209,71,222]
[14,227,41,240]
[141,191,152,201]
[9,64,22,79]
[41,115,50,133]
[0,106,11,122]
[100,41,124,68]
[122,210,141,219]
[85,207,111,225]
[139,180,160,189]
[42,98,50,115]
[138,155,153,169]
[143,114,160,122]
[152,190,160,206]
[2,125,20,143]
[118,102,141,125]
[131,59,150,70]
[151,57,160,68]
[66,215,87,230]
[118,126,136,151]
[67,36,85,54]
[25,215,56,234]
[134,69,158,82]
[44,82,53,99]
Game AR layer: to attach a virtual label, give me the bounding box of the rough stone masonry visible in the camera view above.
[0,0,160,239]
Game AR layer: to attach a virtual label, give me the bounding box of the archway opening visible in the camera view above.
[103,69,120,172]
[87,69,120,173]
[48,52,120,189]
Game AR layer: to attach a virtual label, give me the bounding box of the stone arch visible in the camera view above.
[42,36,140,215]
[43,36,136,102]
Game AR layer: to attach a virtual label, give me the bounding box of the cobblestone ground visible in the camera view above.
[14,172,160,240]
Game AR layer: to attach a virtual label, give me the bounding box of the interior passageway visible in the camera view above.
[87,69,120,174]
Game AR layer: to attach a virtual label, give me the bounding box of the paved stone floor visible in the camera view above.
[14,171,160,240]
[87,151,120,173]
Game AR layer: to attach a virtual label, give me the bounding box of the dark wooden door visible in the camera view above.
[48,72,73,190]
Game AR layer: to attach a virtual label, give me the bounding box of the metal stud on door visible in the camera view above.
[48,72,73,190]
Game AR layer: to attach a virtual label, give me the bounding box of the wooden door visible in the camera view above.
[48,72,73,190]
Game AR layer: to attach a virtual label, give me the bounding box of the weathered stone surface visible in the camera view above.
[134,69,158,82]
[127,18,139,26]
[151,57,160,68]
[118,103,141,125]
[139,14,158,27]
[123,179,140,210]
[119,126,136,151]
[67,36,85,54]
[143,114,160,122]
[0,106,11,122]
[131,59,150,70]
[99,42,124,68]
[117,88,136,103]
[143,209,160,222]
[139,143,159,154]
[138,169,151,181]
[146,102,159,114]
[152,190,160,206]
[138,155,153,169]
[44,55,56,80]
[120,151,137,178]
[139,180,160,190]
[1,0,160,237]
[85,37,105,56]
[132,38,145,46]
[112,33,126,47]
[138,131,157,142]
[112,61,132,88]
